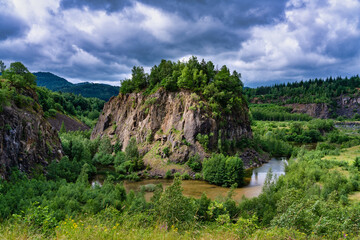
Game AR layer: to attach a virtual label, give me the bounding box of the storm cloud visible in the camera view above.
[0,0,359,86]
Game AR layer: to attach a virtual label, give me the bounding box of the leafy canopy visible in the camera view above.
[120,57,246,116]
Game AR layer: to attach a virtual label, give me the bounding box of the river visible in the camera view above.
[123,157,287,201]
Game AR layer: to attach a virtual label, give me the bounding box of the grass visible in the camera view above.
[349,191,360,202]
[322,145,360,163]
[0,215,312,240]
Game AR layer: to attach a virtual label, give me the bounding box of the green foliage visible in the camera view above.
[125,137,143,171]
[196,133,209,151]
[165,170,172,179]
[146,130,154,143]
[195,173,203,180]
[156,178,196,228]
[37,86,104,127]
[0,60,5,73]
[59,121,66,133]
[47,156,83,182]
[6,62,37,87]
[354,157,360,171]
[245,75,360,106]
[250,104,312,121]
[0,62,39,111]
[203,154,244,187]
[186,154,202,172]
[13,202,57,234]
[162,147,170,157]
[119,57,246,117]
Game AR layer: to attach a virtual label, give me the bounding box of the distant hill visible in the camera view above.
[34,72,119,101]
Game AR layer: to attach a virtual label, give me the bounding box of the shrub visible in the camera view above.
[187,154,202,172]
[181,172,190,180]
[195,173,203,180]
[165,170,172,179]
[156,178,195,228]
[203,154,244,187]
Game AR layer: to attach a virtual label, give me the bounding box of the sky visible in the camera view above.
[1,0,360,87]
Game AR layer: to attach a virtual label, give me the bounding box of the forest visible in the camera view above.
[1,61,360,239]
[245,75,360,105]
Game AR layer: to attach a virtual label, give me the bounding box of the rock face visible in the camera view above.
[48,113,90,132]
[335,95,360,118]
[0,103,63,179]
[285,103,330,119]
[91,89,252,163]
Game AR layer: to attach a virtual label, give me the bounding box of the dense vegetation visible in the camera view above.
[2,143,360,239]
[0,62,105,128]
[120,57,246,117]
[250,104,312,121]
[35,72,72,90]
[245,75,360,105]
[0,62,38,111]
[37,87,104,127]
[3,60,360,239]
[34,72,119,101]
[203,154,244,187]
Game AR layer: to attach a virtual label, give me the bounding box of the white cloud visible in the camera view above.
[1,0,360,86]
[222,0,360,84]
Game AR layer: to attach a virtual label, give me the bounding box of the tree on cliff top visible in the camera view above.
[119,57,246,117]
[2,62,36,88]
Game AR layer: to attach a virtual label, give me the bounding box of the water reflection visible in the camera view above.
[248,157,287,187]
[123,158,287,201]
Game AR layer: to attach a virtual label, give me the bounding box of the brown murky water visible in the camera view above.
[123,158,287,201]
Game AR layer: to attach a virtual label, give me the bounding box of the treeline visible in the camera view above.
[245,75,360,104]
[0,61,104,127]
[120,57,246,117]
[250,104,312,121]
[37,87,104,127]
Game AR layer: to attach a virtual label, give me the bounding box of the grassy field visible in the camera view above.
[322,145,360,163]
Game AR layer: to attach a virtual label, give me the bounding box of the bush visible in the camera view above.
[181,172,190,180]
[165,170,172,179]
[156,178,195,228]
[203,154,244,187]
[187,154,202,172]
[195,173,203,180]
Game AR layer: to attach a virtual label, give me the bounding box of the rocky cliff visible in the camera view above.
[285,95,360,119]
[92,88,255,172]
[285,103,331,119]
[335,95,360,118]
[0,91,63,179]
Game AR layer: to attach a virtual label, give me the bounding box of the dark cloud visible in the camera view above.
[0,14,29,40]
[139,0,287,27]
[1,0,360,86]
[60,0,132,12]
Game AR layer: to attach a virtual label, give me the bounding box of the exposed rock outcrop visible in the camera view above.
[285,103,330,119]
[48,113,90,132]
[335,95,360,118]
[91,89,253,166]
[0,98,63,179]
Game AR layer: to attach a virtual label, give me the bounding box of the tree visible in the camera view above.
[0,60,5,73]
[59,121,66,133]
[125,137,143,171]
[131,66,148,90]
[7,62,36,87]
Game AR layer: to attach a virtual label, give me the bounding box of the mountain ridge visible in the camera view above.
[34,72,119,101]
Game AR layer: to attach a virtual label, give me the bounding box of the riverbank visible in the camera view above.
[92,158,287,201]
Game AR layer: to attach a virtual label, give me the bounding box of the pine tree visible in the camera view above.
[59,121,66,133]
